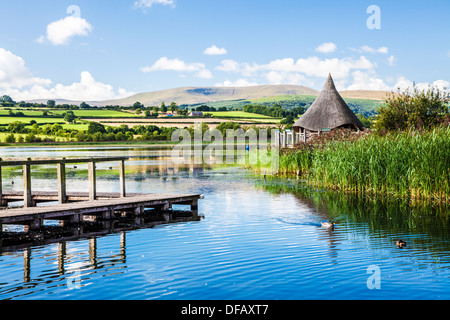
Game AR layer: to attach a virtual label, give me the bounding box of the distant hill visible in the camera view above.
[26,85,319,107]
[99,85,320,107]
[24,85,391,116]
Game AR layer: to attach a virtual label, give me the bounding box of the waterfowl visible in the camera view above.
[321,221,336,228]
[396,240,406,248]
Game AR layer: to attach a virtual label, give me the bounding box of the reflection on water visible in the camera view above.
[1,145,450,300]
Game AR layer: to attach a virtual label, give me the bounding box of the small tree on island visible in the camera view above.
[376,86,449,132]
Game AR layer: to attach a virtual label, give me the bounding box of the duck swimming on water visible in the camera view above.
[321,221,336,229]
[396,240,406,248]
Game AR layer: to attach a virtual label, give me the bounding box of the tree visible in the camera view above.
[0,95,14,103]
[80,102,91,109]
[5,133,15,143]
[280,115,295,125]
[375,87,449,131]
[161,102,167,113]
[133,102,144,109]
[7,121,26,133]
[47,100,56,108]
[170,102,178,112]
[64,110,76,123]
[87,122,106,134]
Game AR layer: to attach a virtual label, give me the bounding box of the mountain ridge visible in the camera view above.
[25,85,391,107]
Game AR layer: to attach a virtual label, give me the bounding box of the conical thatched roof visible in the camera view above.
[293,74,364,131]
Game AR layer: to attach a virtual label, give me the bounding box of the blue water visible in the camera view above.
[1,146,450,300]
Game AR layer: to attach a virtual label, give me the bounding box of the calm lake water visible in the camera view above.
[1,145,450,300]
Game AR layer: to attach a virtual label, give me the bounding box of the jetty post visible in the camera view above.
[57,160,67,204]
[23,159,32,208]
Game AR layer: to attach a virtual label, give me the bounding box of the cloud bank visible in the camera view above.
[0,48,133,101]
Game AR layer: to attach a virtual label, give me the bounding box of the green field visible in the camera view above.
[0,132,71,142]
[0,117,65,125]
[61,123,89,130]
[0,109,47,116]
[52,109,140,118]
[209,111,278,119]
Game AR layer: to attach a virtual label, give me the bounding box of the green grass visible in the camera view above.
[311,127,450,201]
[52,109,140,118]
[208,111,278,119]
[250,127,450,202]
[61,123,89,130]
[0,132,71,142]
[0,117,65,125]
[0,110,47,116]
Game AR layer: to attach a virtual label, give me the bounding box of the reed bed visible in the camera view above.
[250,126,450,202]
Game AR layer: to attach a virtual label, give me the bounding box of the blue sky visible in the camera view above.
[0,0,449,101]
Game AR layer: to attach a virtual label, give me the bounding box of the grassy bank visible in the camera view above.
[250,126,450,202]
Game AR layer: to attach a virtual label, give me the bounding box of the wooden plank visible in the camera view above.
[23,163,32,208]
[0,193,201,223]
[88,161,96,201]
[0,157,128,167]
[0,165,2,206]
[57,162,67,204]
[0,191,148,202]
[119,160,126,198]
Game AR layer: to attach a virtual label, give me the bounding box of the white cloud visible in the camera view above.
[203,45,227,55]
[141,57,213,78]
[431,80,450,91]
[264,71,306,85]
[214,55,377,88]
[391,77,449,92]
[196,69,213,79]
[0,48,133,101]
[134,0,175,9]
[216,56,374,80]
[315,42,337,54]
[215,79,259,87]
[0,48,51,89]
[388,55,395,66]
[7,71,134,101]
[360,45,389,54]
[216,59,241,72]
[141,57,204,72]
[346,71,391,91]
[40,16,93,45]
[35,35,45,44]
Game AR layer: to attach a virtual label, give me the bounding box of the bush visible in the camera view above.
[5,134,16,143]
[376,87,449,132]
[87,122,106,134]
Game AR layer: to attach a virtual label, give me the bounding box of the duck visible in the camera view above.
[321,221,336,228]
[396,240,406,248]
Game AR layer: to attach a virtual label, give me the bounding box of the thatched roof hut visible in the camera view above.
[293,74,364,133]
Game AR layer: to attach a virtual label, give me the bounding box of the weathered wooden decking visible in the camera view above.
[0,157,202,233]
[0,193,200,232]
[1,191,152,203]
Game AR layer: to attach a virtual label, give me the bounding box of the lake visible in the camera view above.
[0,145,450,300]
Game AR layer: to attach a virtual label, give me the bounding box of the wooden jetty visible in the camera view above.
[0,157,201,232]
